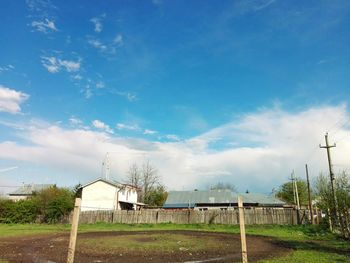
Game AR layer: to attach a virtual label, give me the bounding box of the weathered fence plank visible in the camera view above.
[74,208,306,225]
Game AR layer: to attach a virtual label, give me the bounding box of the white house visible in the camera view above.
[80,178,142,212]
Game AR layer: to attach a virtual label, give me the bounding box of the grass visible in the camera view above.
[0,223,349,262]
[0,223,70,238]
[79,232,222,253]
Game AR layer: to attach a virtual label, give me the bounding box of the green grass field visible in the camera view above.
[0,223,349,262]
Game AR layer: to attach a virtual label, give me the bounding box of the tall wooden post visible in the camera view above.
[238,196,248,263]
[67,198,81,263]
[305,164,313,223]
[320,133,338,227]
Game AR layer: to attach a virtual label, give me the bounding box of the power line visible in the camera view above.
[326,115,349,134]
[330,117,350,140]
[335,132,350,144]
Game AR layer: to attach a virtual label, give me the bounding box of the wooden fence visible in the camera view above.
[66,208,317,225]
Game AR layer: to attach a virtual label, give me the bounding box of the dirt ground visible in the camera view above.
[0,230,291,263]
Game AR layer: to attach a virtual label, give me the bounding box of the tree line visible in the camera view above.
[275,171,350,239]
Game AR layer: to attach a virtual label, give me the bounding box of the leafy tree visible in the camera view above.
[314,172,350,238]
[144,185,168,207]
[276,180,309,206]
[32,186,74,223]
[73,183,82,198]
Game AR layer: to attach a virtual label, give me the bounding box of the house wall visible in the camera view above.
[81,181,119,211]
[8,195,28,202]
[117,187,138,204]
[81,181,138,211]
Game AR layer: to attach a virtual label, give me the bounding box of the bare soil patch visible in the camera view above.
[0,230,291,262]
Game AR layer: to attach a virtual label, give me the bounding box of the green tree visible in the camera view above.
[32,186,74,223]
[144,185,168,207]
[73,183,82,198]
[276,180,309,206]
[314,172,350,238]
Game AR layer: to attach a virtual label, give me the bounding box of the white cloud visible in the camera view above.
[88,35,123,55]
[114,91,138,102]
[116,123,140,131]
[83,85,92,99]
[88,39,108,52]
[92,119,114,134]
[143,129,157,135]
[72,74,82,80]
[41,56,59,73]
[0,85,29,114]
[0,65,15,73]
[59,59,80,72]
[1,105,350,192]
[31,19,57,33]
[41,56,81,73]
[69,117,83,126]
[26,0,56,12]
[254,0,276,11]
[165,134,180,141]
[113,34,123,46]
[96,81,105,89]
[90,15,105,33]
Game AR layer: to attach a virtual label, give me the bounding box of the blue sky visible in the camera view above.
[1,0,350,194]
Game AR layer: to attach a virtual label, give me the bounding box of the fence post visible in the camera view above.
[67,198,81,263]
[238,196,248,263]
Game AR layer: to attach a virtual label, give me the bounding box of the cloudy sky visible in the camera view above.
[1,0,350,194]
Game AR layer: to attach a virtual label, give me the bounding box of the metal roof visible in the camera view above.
[81,178,137,189]
[9,184,54,196]
[163,190,284,208]
[239,193,285,205]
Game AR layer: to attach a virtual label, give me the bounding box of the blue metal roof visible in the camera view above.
[163,190,285,208]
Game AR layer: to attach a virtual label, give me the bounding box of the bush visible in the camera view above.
[0,199,39,223]
[32,186,74,223]
[0,186,75,224]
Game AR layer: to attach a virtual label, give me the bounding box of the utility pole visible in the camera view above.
[319,132,338,227]
[305,164,313,224]
[289,172,296,206]
[294,172,300,210]
[290,171,300,210]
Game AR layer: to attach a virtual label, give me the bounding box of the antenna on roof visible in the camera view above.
[103,152,111,181]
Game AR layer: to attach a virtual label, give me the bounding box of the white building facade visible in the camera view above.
[80,179,139,212]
